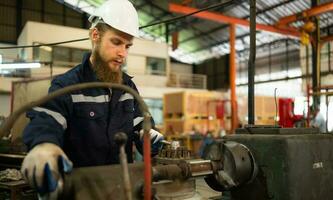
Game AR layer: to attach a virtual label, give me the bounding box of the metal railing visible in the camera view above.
[167,72,207,89]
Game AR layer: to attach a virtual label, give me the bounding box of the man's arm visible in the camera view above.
[130,84,163,156]
[23,80,71,149]
[21,80,73,198]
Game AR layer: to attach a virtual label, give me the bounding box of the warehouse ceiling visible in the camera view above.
[58,0,333,63]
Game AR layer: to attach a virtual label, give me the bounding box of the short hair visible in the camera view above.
[89,23,113,38]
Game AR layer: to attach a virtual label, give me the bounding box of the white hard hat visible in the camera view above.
[88,0,139,37]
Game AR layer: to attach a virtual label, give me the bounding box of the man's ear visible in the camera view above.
[91,28,100,42]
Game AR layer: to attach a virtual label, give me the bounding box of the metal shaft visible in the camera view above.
[120,145,132,200]
[114,132,132,200]
[152,160,214,181]
[248,0,256,125]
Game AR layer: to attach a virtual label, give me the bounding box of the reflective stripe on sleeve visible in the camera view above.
[133,116,144,127]
[33,107,67,129]
[119,93,134,102]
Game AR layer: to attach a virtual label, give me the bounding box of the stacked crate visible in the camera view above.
[163,91,220,135]
[238,95,278,125]
[255,96,278,125]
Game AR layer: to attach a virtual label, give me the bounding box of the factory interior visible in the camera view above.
[0,0,333,199]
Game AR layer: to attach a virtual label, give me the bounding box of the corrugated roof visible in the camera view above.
[60,0,333,64]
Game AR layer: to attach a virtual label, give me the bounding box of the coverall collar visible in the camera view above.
[81,52,133,84]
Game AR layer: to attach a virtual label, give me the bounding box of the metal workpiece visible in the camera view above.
[186,160,213,177]
[153,159,214,182]
[154,141,215,181]
[202,141,257,191]
[152,164,184,181]
[156,142,192,166]
[153,140,259,197]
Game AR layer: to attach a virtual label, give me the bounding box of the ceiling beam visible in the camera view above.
[143,0,243,36]
[178,0,297,44]
[142,1,221,44]
[169,3,300,37]
[277,1,333,27]
[190,20,333,54]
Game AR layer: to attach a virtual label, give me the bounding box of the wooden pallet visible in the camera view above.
[163,91,219,120]
[238,95,279,125]
[255,116,277,125]
[164,118,220,135]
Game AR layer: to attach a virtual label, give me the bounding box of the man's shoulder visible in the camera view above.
[123,72,135,86]
[52,64,82,87]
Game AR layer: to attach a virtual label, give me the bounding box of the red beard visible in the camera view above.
[90,44,123,84]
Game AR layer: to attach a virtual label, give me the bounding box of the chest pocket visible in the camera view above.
[74,104,106,119]
[71,104,108,141]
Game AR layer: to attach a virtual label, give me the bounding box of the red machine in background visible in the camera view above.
[278,98,303,128]
[207,100,231,133]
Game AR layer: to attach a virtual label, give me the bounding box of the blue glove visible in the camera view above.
[21,143,73,199]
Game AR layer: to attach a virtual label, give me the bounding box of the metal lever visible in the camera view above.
[114,132,132,200]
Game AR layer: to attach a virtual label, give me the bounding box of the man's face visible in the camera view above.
[91,27,133,83]
[96,28,133,71]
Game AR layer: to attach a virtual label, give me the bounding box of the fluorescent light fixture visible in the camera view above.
[0,70,10,74]
[0,62,41,70]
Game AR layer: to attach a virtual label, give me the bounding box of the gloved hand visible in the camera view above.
[21,143,73,199]
[139,129,164,155]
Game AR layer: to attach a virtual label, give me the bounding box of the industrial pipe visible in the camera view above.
[230,23,238,131]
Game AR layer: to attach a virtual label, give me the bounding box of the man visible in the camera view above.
[21,0,164,198]
[310,105,326,133]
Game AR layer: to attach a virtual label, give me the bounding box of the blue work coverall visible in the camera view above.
[23,53,154,167]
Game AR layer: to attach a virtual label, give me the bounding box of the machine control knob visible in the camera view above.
[114,132,128,146]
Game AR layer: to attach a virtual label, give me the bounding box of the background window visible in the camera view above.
[53,46,70,63]
[33,42,52,62]
[32,43,88,67]
[72,49,87,63]
[146,57,166,75]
